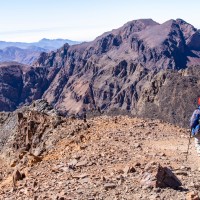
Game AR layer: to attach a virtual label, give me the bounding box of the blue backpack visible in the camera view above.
[191,113,200,137]
[191,113,200,128]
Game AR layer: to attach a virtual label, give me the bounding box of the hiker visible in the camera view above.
[190,97,200,155]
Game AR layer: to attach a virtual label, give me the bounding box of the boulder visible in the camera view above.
[12,169,25,187]
[140,162,182,189]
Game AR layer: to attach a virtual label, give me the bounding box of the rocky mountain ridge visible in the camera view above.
[1,19,200,127]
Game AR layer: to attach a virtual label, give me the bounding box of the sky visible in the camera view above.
[0,0,199,42]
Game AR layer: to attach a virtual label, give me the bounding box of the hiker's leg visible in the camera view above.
[195,138,199,147]
[195,138,200,154]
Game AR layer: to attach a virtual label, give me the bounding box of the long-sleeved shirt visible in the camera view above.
[190,107,200,128]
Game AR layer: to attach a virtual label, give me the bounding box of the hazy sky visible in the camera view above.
[0,0,199,42]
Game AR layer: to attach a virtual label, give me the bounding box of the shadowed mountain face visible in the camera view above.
[0,62,59,111]
[1,19,200,127]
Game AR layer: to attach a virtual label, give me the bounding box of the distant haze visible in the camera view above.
[0,0,199,42]
[0,38,80,50]
[0,38,80,64]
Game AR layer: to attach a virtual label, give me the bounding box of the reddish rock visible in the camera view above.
[186,191,200,200]
[141,162,182,189]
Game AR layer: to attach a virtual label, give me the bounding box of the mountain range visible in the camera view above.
[0,38,80,50]
[0,38,80,64]
[1,18,200,127]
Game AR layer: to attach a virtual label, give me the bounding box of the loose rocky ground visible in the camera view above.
[0,112,200,200]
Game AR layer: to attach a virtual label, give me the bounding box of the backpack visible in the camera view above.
[191,113,200,129]
[192,125,200,136]
[191,112,200,137]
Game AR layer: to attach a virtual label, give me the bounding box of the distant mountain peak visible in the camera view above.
[130,18,159,25]
[39,38,69,42]
[39,38,50,42]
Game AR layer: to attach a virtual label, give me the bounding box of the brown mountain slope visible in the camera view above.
[33,19,200,122]
[1,19,200,127]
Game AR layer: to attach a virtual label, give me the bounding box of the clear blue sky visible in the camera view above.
[0,0,199,42]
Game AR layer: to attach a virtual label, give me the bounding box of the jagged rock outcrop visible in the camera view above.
[0,100,89,166]
[0,100,58,158]
[136,66,200,127]
[1,19,200,127]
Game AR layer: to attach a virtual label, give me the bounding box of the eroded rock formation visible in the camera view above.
[1,19,200,127]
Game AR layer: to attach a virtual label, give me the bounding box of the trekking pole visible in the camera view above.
[186,129,192,161]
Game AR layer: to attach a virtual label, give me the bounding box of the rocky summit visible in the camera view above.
[0,100,200,199]
[1,18,200,127]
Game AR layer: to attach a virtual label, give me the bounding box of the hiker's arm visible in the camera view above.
[190,110,197,128]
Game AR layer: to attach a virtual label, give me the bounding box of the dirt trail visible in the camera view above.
[0,116,200,199]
